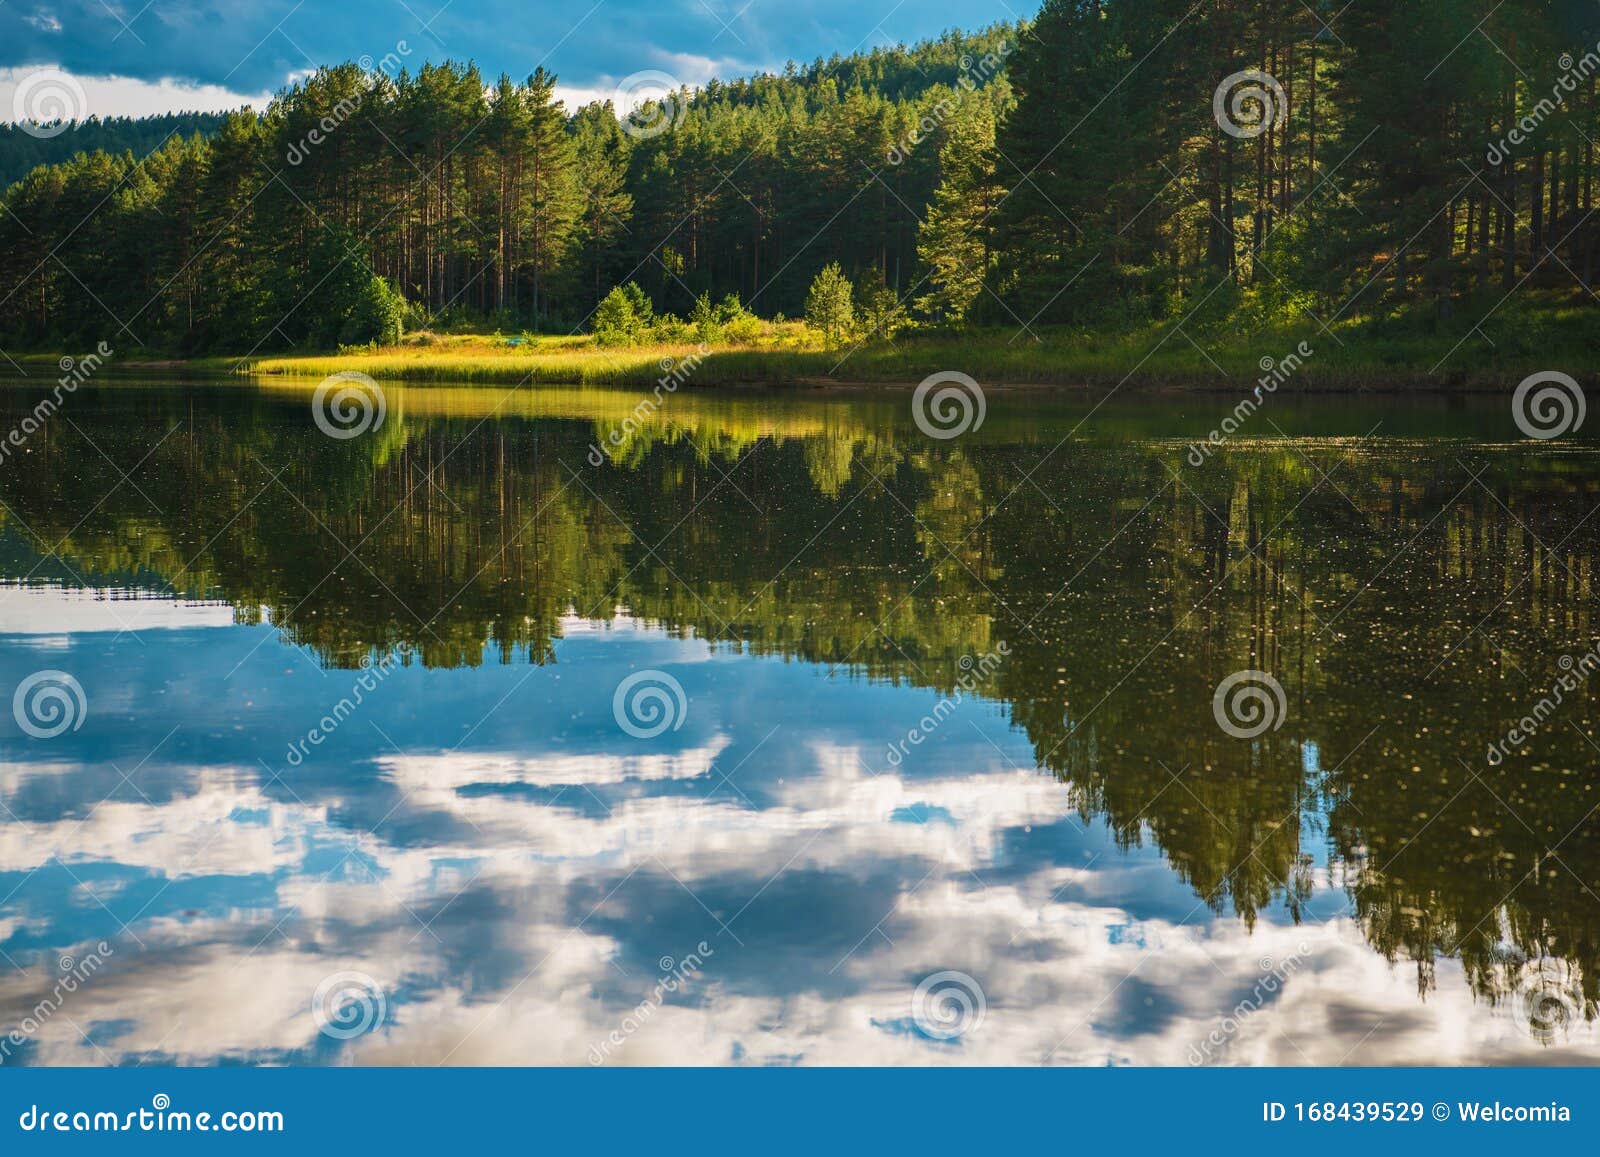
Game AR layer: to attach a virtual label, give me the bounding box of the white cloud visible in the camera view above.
[0,66,271,122]
[0,586,240,634]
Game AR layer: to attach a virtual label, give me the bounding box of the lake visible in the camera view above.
[1,379,1597,1066]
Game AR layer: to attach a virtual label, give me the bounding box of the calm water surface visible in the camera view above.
[1,381,1597,1065]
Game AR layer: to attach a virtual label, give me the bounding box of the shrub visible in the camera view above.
[337,275,406,347]
[806,263,855,344]
[593,282,655,346]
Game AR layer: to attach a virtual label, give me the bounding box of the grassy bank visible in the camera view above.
[11,296,1595,390]
[243,299,1600,390]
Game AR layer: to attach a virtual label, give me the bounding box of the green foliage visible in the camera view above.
[339,276,406,347]
[0,24,1022,353]
[805,263,855,344]
[0,113,230,190]
[916,105,1000,323]
[2,6,1596,358]
[690,292,758,343]
[980,0,1600,332]
[593,282,656,345]
[852,270,906,342]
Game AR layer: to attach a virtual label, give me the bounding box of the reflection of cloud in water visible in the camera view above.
[0,585,240,635]
[1,611,1597,1066]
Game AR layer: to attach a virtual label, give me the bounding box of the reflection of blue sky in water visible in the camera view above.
[1,585,1594,1066]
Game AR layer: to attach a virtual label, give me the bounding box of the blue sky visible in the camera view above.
[0,0,1020,118]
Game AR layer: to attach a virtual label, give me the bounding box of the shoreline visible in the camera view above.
[1,320,1588,394]
[0,356,1542,393]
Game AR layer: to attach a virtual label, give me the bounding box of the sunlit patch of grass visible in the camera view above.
[72,291,1596,391]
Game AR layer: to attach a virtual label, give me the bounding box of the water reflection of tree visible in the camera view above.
[1,391,1597,1031]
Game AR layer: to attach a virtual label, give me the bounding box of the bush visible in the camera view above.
[593,282,656,346]
[806,263,854,344]
[338,275,406,347]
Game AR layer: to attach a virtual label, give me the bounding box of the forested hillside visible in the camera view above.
[0,1,1596,357]
[0,113,230,189]
[0,25,1015,353]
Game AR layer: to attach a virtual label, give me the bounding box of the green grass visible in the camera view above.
[13,294,1596,390]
